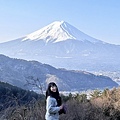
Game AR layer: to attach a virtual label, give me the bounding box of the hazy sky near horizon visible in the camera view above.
[0,0,120,45]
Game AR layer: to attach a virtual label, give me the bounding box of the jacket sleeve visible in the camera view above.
[47,97,60,114]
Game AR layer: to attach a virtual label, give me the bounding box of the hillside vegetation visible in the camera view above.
[1,81,120,120]
[0,81,44,111]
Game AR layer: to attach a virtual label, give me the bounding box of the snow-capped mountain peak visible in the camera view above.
[23,21,101,43]
[0,21,120,72]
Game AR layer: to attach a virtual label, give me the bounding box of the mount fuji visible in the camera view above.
[0,21,120,71]
[22,21,102,43]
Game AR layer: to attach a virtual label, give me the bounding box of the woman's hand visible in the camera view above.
[59,104,64,110]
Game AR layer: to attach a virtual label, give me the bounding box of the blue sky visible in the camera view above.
[0,0,120,45]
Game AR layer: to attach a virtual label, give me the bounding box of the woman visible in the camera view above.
[45,82,66,120]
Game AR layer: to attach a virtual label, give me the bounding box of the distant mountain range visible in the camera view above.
[0,54,118,91]
[0,21,120,71]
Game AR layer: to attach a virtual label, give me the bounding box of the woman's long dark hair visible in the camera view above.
[46,82,61,106]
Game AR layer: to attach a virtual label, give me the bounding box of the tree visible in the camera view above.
[25,76,45,94]
[90,89,102,99]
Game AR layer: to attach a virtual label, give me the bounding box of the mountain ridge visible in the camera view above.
[0,54,118,91]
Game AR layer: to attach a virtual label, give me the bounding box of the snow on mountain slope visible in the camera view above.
[0,20,120,71]
[23,21,102,43]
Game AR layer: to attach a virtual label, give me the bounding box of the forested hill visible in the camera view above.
[0,54,118,91]
[0,81,44,111]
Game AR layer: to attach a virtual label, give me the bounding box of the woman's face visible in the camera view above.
[50,85,57,92]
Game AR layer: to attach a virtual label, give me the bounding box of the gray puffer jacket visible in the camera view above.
[45,96,60,120]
